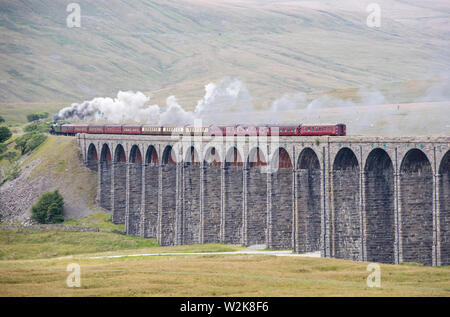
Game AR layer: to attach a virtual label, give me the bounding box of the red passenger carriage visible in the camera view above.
[52,123,346,136]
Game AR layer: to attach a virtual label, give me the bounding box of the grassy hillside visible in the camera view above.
[0,0,449,108]
[0,135,98,223]
[0,102,63,125]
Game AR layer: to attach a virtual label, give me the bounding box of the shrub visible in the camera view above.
[0,115,4,123]
[1,151,19,163]
[7,163,21,181]
[0,143,6,155]
[26,112,49,122]
[14,132,47,155]
[1,163,21,184]
[0,126,12,143]
[24,122,51,133]
[31,190,64,224]
[24,133,47,153]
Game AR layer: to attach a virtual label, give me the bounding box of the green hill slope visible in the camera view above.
[0,136,98,223]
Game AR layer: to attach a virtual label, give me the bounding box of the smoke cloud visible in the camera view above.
[54,75,449,135]
[54,77,255,126]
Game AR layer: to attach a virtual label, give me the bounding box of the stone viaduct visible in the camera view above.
[76,133,449,266]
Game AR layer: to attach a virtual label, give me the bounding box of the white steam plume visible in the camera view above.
[54,76,448,135]
[54,77,254,126]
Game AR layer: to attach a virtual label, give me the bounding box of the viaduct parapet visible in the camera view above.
[76,134,450,266]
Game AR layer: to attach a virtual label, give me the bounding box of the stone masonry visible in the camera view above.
[78,134,450,266]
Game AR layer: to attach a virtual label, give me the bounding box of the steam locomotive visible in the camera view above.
[51,123,346,136]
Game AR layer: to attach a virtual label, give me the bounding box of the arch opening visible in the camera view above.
[225,147,243,167]
[99,144,112,211]
[272,148,293,169]
[129,145,142,164]
[439,150,450,265]
[400,149,433,265]
[145,145,158,165]
[183,146,201,244]
[270,147,293,249]
[143,145,159,238]
[332,147,361,260]
[364,148,395,264]
[127,145,143,235]
[297,148,320,170]
[204,147,221,167]
[203,147,222,243]
[87,144,98,161]
[296,148,321,253]
[114,144,126,163]
[185,146,200,166]
[162,146,176,165]
[223,146,243,243]
[247,147,267,168]
[112,144,127,224]
[86,143,98,171]
[100,144,112,162]
[246,147,267,245]
[160,145,177,245]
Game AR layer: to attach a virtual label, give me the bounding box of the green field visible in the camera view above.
[0,228,449,296]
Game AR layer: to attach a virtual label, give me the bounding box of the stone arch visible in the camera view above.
[247,147,267,168]
[270,147,293,249]
[439,150,450,265]
[114,144,126,163]
[145,145,158,165]
[143,144,159,238]
[400,149,433,265]
[129,145,142,163]
[203,146,222,243]
[112,144,127,224]
[296,148,321,253]
[99,144,112,211]
[87,143,98,161]
[160,145,177,245]
[246,147,267,246]
[225,146,243,167]
[270,147,293,169]
[204,146,222,167]
[224,146,244,243]
[162,145,176,165]
[332,147,361,260]
[364,148,395,263]
[127,145,143,235]
[183,146,201,244]
[298,148,320,170]
[185,146,200,166]
[100,144,112,162]
[86,143,98,171]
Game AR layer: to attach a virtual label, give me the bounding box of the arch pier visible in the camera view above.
[78,135,450,266]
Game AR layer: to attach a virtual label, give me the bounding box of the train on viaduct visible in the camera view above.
[76,133,449,266]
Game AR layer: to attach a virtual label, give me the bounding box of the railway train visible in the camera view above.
[50,123,346,136]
